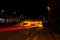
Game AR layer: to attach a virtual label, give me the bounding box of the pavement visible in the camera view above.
[0,27,60,40]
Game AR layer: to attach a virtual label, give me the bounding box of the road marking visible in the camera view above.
[32,35,38,40]
[7,32,19,40]
[26,28,40,40]
[0,32,14,37]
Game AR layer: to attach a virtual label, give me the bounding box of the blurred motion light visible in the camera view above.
[14,11,16,14]
[47,6,51,11]
[0,18,5,23]
[2,10,4,13]
[20,20,43,28]
[6,19,9,23]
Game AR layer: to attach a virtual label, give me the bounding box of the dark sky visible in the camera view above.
[0,0,60,19]
[0,4,48,18]
[23,4,47,18]
[0,0,49,18]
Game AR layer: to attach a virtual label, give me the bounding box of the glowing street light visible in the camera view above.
[47,6,51,12]
[2,10,4,13]
[14,11,16,15]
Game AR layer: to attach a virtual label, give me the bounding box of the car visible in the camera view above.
[19,20,43,28]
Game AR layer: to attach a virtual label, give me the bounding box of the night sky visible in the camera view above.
[0,4,48,19]
[0,0,60,20]
[0,0,48,18]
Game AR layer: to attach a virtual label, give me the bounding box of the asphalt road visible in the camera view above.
[0,27,60,40]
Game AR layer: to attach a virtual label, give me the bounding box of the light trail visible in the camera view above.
[0,27,23,32]
[0,20,43,32]
[0,26,42,32]
[0,26,34,32]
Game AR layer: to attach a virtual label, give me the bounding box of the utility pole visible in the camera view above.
[47,0,55,28]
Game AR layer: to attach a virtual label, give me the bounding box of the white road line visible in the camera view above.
[26,29,40,40]
[32,35,38,40]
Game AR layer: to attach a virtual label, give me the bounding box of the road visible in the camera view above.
[0,27,60,40]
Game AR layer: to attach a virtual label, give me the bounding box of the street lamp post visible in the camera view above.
[47,0,55,29]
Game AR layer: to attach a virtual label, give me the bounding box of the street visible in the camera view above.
[0,27,60,40]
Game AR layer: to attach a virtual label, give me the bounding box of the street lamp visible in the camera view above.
[46,6,51,13]
[2,10,4,13]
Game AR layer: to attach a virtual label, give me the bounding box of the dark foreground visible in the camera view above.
[0,27,60,40]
